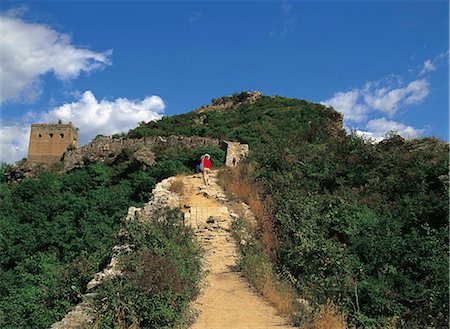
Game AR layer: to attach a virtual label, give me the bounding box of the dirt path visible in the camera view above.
[180,171,292,329]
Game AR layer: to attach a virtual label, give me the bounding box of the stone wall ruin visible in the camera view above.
[62,135,248,171]
[28,123,78,164]
[222,141,249,166]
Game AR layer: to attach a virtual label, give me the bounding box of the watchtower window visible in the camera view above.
[38,134,42,138]
[60,133,64,138]
[49,133,54,138]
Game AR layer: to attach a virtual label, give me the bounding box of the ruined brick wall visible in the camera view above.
[28,123,78,164]
[223,141,249,166]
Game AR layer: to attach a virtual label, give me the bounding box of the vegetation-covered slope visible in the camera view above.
[0,146,223,328]
[128,93,449,327]
[128,94,342,146]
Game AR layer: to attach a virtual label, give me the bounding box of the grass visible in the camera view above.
[169,176,185,195]
[237,239,296,316]
[217,164,277,254]
[300,302,348,329]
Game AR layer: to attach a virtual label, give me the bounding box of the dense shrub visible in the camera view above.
[154,145,225,170]
[0,163,146,327]
[0,140,219,327]
[255,135,449,327]
[94,209,202,328]
[127,96,334,145]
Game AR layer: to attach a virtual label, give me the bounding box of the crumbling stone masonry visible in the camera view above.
[28,123,78,164]
[222,141,249,166]
[62,136,249,171]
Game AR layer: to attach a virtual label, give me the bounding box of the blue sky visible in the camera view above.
[0,1,448,163]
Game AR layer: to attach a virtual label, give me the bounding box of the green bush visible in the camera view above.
[265,135,449,327]
[94,209,202,328]
[0,159,181,327]
[154,145,225,171]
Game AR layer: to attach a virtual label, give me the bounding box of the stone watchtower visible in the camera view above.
[27,122,78,164]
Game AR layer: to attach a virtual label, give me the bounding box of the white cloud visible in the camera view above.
[0,125,31,163]
[322,73,430,142]
[0,91,165,163]
[340,51,449,141]
[0,14,112,104]
[322,78,429,122]
[363,79,429,115]
[353,130,384,143]
[418,51,448,76]
[270,1,295,36]
[356,118,425,142]
[419,59,437,76]
[321,89,369,123]
[42,91,164,144]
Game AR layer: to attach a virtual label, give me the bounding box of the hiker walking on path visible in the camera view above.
[200,154,212,185]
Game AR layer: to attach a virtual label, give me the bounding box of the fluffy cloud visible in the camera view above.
[363,79,429,115]
[323,51,448,140]
[321,90,368,123]
[322,75,429,141]
[0,13,112,104]
[0,125,31,163]
[0,91,165,163]
[322,78,429,123]
[42,91,165,144]
[356,118,426,142]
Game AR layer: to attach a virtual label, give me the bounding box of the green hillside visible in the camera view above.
[128,93,342,146]
[1,92,448,328]
[0,148,220,328]
[128,93,449,327]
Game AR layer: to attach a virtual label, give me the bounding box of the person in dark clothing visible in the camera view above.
[195,162,201,174]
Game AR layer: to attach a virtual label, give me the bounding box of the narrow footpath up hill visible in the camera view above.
[180,170,292,329]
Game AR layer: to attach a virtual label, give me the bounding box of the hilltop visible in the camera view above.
[127,91,343,144]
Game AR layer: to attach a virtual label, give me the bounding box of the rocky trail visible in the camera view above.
[180,171,292,329]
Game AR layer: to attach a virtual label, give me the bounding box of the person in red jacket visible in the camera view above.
[201,154,212,185]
